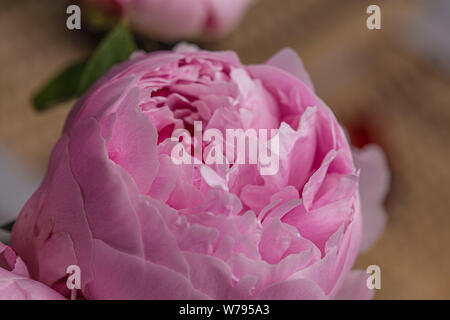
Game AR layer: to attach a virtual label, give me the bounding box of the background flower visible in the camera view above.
[10,46,384,299]
[79,0,252,41]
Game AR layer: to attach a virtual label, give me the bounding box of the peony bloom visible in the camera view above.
[0,242,64,300]
[11,46,387,299]
[79,0,252,41]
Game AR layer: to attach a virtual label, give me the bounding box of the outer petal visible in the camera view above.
[254,278,326,300]
[183,252,235,299]
[265,48,315,91]
[0,269,65,300]
[352,144,390,252]
[288,197,362,298]
[87,240,207,299]
[11,134,93,287]
[0,242,65,300]
[335,270,374,300]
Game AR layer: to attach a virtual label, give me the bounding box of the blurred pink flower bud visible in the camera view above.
[80,0,252,41]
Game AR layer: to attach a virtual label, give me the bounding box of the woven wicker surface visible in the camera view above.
[1,0,449,299]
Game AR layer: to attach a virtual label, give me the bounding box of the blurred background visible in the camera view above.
[0,0,449,299]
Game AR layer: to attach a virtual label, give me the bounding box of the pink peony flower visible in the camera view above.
[80,0,252,41]
[11,46,387,299]
[0,242,64,300]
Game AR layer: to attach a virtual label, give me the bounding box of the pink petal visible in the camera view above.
[254,278,326,300]
[87,240,207,299]
[352,144,390,252]
[335,270,374,300]
[108,87,159,194]
[0,243,65,300]
[0,268,65,300]
[265,48,315,91]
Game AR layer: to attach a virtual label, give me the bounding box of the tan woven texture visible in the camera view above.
[1,0,449,299]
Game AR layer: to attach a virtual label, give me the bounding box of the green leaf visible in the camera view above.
[33,60,86,111]
[1,220,15,232]
[32,21,137,111]
[77,21,137,95]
